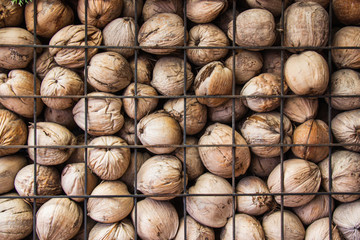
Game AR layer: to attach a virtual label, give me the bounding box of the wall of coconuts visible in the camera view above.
[0,0,360,239]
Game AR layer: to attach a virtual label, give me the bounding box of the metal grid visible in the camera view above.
[0,0,358,239]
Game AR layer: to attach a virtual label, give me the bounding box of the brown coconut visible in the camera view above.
[198,123,251,178]
[0,70,43,118]
[49,24,102,68]
[0,109,27,157]
[25,0,74,38]
[77,0,123,28]
[0,27,41,70]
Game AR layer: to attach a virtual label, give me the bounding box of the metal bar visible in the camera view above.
[1,191,358,199]
[182,0,188,239]
[0,43,358,50]
[32,0,38,239]
[2,142,360,151]
[327,1,334,239]
[280,0,286,239]
[83,0,89,238]
[133,1,139,239]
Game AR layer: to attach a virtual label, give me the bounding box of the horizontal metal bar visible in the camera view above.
[1,191,359,200]
[1,94,360,99]
[0,43,359,50]
[3,142,360,149]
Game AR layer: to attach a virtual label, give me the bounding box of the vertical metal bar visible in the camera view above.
[133,1,139,239]
[83,0,89,239]
[32,0,38,238]
[327,1,333,239]
[231,1,237,240]
[280,1,286,239]
[182,1,188,239]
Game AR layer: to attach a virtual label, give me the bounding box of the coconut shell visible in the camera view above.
[241,73,288,112]
[194,61,233,107]
[49,24,102,68]
[236,176,273,216]
[77,0,123,28]
[173,137,205,181]
[284,2,329,52]
[293,194,334,225]
[151,56,194,95]
[220,214,265,240]
[333,0,360,25]
[331,109,360,152]
[267,159,321,207]
[208,95,248,124]
[41,67,83,110]
[305,217,342,240]
[87,181,133,223]
[319,150,360,202]
[67,134,90,164]
[142,0,183,21]
[61,163,98,202]
[0,155,27,194]
[137,155,185,200]
[228,9,276,49]
[283,96,318,123]
[186,0,227,23]
[0,193,33,240]
[240,112,293,157]
[129,54,153,84]
[123,83,159,120]
[214,8,239,33]
[138,13,185,55]
[330,69,360,110]
[132,198,179,240]
[292,119,330,163]
[262,50,289,77]
[0,0,23,27]
[285,51,329,95]
[36,198,83,240]
[331,26,360,69]
[225,50,263,85]
[89,219,135,240]
[175,216,215,240]
[25,0,74,38]
[164,98,207,135]
[186,173,233,228]
[73,92,124,136]
[87,136,130,181]
[35,49,58,80]
[14,164,62,204]
[87,51,133,92]
[102,17,137,58]
[0,70,43,118]
[250,155,280,178]
[262,210,305,240]
[187,24,229,66]
[199,123,251,178]
[295,0,329,8]
[117,117,138,145]
[0,109,27,157]
[73,217,96,240]
[0,27,41,69]
[137,110,183,154]
[28,122,76,165]
[333,200,360,239]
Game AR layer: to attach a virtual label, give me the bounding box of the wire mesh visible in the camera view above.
[0,0,359,239]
